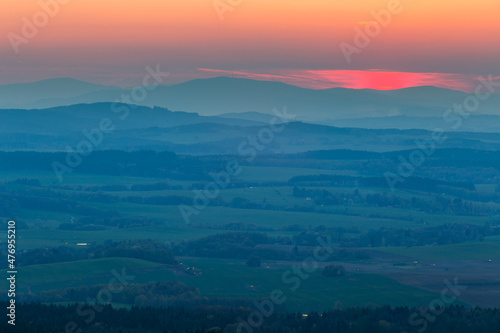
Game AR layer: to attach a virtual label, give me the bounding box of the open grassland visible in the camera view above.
[2,258,162,293]
[0,170,162,186]
[373,242,500,261]
[235,166,359,182]
[15,226,221,250]
[3,257,443,312]
[171,258,443,311]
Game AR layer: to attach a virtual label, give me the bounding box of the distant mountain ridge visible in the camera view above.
[0,78,119,108]
[1,102,500,154]
[2,77,499,122]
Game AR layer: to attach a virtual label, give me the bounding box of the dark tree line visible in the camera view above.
[289,175,476,193]
[2,302,500,333]
[14,281,201,307]
[293,186,498,215]
[292,223,500,248]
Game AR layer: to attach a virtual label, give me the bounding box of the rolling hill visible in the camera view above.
[2,77,499,122]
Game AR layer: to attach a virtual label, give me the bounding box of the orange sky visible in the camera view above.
[0,0,499,90]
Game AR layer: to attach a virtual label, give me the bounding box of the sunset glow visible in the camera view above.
[0,0,499,89]
[197,68,488,92]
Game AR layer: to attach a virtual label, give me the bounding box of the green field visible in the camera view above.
[5,166,499,251]
[170,258,443,311]
[0,170,163,186]
[235,166,359,182]
[15,225,221,249]
[3,258,162,293]
[1,163,499,311]
[3,257,443,312]
[374,242,500,260]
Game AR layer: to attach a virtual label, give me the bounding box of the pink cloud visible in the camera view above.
[197,68,483,92]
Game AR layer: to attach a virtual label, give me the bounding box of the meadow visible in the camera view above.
[2,152,500,311]
[2,257,443,312]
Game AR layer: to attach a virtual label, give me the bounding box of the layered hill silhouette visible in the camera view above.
[2,102,500,154]
[2,77,499,122]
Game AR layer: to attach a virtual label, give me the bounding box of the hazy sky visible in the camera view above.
[1,0,499,91]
